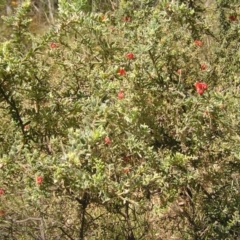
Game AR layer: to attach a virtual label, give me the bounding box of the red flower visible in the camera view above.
[126,52,135,60]
[118,90,124,99]
[50,42,59,49]
[104,136,110,145]
[101,15,105,21]
[0,189,4,195]
[24,124,29,130]
[36,176,43,184]
[203,110,209,116]
[0,210,5,216]
[194,81,208,95]
[118,68,126,76]
[177,69,182,74]
[123,156,130,161]
[204,110,213,118]
[123,168,130,173]
[194,40,203,46]
[123,16,131,22]
[229,15,237,21]
[200,64,207,70]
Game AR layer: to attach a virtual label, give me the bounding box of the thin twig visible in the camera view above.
[59,227,75,240]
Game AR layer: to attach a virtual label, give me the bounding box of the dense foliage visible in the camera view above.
[1,0,240,239]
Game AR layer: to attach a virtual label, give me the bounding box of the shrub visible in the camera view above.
[0,0,240,239]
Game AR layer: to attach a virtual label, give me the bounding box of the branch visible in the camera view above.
[0,84,24,133]
[59,227,75,240]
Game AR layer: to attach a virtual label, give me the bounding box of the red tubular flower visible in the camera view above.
[123,16,131,22]
[123,168,130,173]
[229,15,237,21]
[177,69,182,74]
[50,42,59,49]
[36,176,43,184]
[118,68,126,76]
[0,210,5,216]
[24,124,29,130]
[118,91,124,99]
[194,81,208,95]
[104,137,110,145]
[200,64,207,70]
[126,52,134,60]
[0,189,4,195]
[194,40,203,46]
[203,110,209,116]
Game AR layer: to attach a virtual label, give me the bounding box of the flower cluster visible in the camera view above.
[123,168,130,173]
[104,137,111,145]
[194,82,208,95]
[229,15,237,21]
[126,52,135,60]
[118,68,126,75]
[194,40,203,46]
[200,64,207,70]
[177,69,182,74]
[36,176,43,184]
[118,91,124,99]
[123,16,131,22]
[49,42,59,49]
